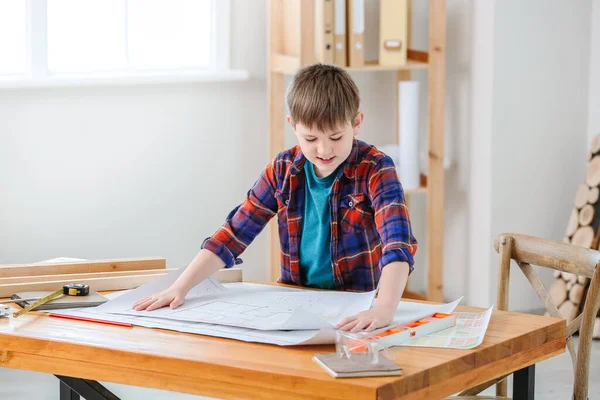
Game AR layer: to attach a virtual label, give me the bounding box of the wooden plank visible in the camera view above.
[299,0,315,66]
[0,303,565,400]
[0,268,243,296]
[271,53,300,74]
[0,274,166,297]
[396,69,412,295]
[267,55,285,281]
[407,0,412,48]
[426,0,446,302]
[0,258,166,279]
[402,290,428,301]
[269,0,300,57]
[0,269,167,285]
[345,59,428,72]
[267,67,284,283]
[267,0,287,283]
[214,268,243,283]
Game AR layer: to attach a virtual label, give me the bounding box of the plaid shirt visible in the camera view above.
[202,139,417,291]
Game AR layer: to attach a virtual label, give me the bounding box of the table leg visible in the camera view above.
[60,380,79,400]
[512,364,535,400]
[55,375,121,400]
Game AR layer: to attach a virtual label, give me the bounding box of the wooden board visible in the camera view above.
[426,0,446,302]
[0,269,167,285]
[0,267,243,297]
[214,268,243,283]
[0,258,166,279]
[0,274,166,297]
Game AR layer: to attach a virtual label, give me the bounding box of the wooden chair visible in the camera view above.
[447,233,600,400]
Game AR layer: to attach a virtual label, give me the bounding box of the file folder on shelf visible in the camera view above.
[333,0,347,66]
[347,0,365,67]
[379,0,408,66]
[315,0,335,64]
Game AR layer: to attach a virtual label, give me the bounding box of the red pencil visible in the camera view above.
[49,312,132,327]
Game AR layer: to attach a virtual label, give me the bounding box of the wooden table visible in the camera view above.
[0,302,565,400]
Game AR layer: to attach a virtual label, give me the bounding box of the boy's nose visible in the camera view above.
[317,142,332,155]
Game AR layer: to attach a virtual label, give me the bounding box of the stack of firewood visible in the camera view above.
[549,135,600,339]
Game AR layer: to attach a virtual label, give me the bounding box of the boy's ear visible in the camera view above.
[353,112,364,135]
[286,115,294,129]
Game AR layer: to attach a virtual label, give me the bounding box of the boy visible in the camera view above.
[134,64,417,333]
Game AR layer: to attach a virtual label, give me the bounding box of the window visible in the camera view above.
[0,0,27,75]
[0,0,246,87]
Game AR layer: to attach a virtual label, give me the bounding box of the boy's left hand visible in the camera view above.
[336,304,396,332]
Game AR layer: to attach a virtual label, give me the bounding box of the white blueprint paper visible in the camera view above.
[97,267,227,314]
[103,274,377,330]
[52,287,462,346]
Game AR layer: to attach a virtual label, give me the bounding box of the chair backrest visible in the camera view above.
[494,233,600,400]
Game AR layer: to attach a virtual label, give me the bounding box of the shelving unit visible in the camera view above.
[266,0,446,301]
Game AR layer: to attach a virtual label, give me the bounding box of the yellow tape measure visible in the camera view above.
[13,283,90,318]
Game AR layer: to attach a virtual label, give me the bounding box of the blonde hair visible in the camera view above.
[286,63,360,132]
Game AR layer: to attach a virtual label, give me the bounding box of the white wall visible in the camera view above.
[467,0,495,307]
[491,0,592,310]
[589,0,600,141]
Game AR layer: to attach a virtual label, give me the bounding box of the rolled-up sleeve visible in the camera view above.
[368,156,418,272]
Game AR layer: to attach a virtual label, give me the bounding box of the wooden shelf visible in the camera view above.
[347,59,428,72]
[267,0,446,302]
[273,52,429,75]
[348,50,430,72]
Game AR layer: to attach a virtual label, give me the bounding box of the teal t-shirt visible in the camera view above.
[299,161,340,289]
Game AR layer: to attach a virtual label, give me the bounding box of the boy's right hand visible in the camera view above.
[132,286,186,311]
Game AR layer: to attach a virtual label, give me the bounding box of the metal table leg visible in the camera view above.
[60,380,80,400]
[512,364,535,400]
[56,375,121,400]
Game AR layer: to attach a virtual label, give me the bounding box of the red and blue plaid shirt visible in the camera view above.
[202,139,417,291]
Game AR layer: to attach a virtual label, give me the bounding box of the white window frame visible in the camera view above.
[0,0,248,89]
